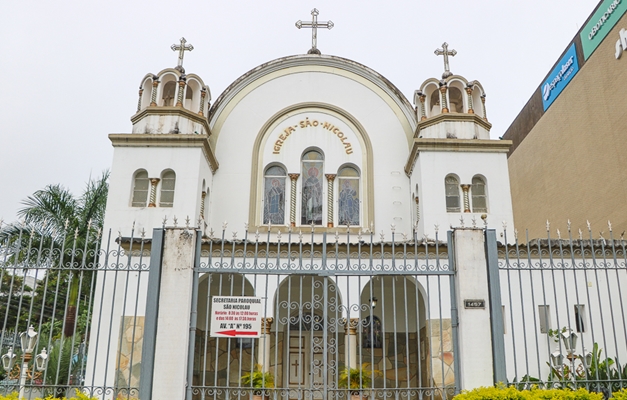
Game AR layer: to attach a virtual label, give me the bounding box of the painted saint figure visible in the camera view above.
[338,179,359,225]
[263,166,286,224]
[302,166,323,225]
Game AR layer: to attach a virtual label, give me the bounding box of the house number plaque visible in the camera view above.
[464,299,485,309]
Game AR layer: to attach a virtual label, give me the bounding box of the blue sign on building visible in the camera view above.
[541,44,580,111]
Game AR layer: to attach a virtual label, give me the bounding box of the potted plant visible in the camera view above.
[240,364,274,400]
[338,363,380,400]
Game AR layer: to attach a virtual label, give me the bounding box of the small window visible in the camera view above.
[445,176,461,212]
[159,170,176,207]
[131,170,149,207]
[574,304,586,333]
[471,176,487,213]
[538,305,551,334]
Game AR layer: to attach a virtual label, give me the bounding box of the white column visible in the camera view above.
[453,228,494,389]
[344,318,359,369]
[151,228,197,399]
[258,317,274,372]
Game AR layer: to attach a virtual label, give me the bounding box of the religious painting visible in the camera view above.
[338,178,359,226]
[301,151,324,225]
[362,315,382,349]
[263,166,286,224]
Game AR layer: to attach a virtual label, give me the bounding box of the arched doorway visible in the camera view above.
[273,275,342,399]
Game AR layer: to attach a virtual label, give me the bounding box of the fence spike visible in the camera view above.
[222,221,228,230]
[567,219,571,231]
[391,224,396,233]
[186,216,190,229]
[162,216,168,227]
[608,220,612,232]
[380,231,385,241]
[335,231,340,242]
[557,229,561,239]
[471,216,477,228]
[277,230,281,241]
[578,228,583,240]
[232,231,238,240]
[173,216,178,227]
[586,220,591,231]
[434,224,439,233]
[546,220,550,231]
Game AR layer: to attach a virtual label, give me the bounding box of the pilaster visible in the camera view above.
[288,174,300,227]
[325,174,336,228]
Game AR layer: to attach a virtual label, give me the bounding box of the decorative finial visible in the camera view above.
[380,231,385,241]
[471,216,477,228]
[459,217,465,228]
[222,221,228,230]
[171,37,194,72]
[173,216,178,227]
[608,220,612,232]
[185,216,190,229]
[434,42,457,79]
[232,231,238,240]
[391,224,396,233]
[295,8,333,55]
[277,230,282,241]
[567,219,571,232]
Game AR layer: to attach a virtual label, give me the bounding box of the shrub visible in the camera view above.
[452,385,604,400]
[613,388,627,400]
[0,392,96,400]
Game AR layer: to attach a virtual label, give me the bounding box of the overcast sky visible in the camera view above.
[0,0,595,221]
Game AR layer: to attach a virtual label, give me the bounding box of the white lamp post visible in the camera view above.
[560,329,578,360]
[18,325,38,399]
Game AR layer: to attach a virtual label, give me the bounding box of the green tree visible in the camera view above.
[0,171,109,338]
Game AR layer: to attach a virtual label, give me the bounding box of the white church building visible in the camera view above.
[88,12,518,400]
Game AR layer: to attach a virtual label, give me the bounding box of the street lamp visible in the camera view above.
[1,347,16,372]
[369,297,378,309]
[17,325,48,399]
[35,348,48,371]
[560,329,578,360]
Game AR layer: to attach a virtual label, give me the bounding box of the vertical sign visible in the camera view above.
[210,296,263,338]
[541,44,580,111]
[580,0,627,59]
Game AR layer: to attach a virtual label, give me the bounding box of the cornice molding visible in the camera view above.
[109,133,219,172]
[416,113,492,134]
[130,106,212,136]
[405,138,512,175]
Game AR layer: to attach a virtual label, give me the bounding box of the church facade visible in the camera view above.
[90,17,515,399]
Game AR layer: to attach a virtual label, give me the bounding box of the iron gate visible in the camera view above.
[187,228,459,400]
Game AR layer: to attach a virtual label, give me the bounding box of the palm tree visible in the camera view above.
[0,171,109,338]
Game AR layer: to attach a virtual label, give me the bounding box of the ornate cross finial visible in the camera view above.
[171,37,194,72]
[434,42,457,79]
[295,9,334,55]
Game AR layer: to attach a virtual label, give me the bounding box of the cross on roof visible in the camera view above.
[171,37,194,72]
[434,42,457,79]
[295,9,334,55]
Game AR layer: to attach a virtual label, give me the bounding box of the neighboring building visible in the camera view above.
[503,0,627,238]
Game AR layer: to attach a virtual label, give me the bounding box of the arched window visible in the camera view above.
[131,170,149,207]
[445,175,461,212]
[471,176,487,213]
[338,166,360,226]
[362,315,382,348]
[162,81,176,106]
[301,150,324,225]
[159,170,176,207]
[263,165,286,224]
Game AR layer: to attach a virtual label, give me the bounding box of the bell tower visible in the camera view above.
[102,37,218,235]
[406,43,514,241]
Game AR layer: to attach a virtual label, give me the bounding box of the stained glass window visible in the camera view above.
[338,166,360,226]
[471,176,487,213]
[301,151,324,225]
[263,165,286,224]
[362,315,382,348]
[445,175,460,212]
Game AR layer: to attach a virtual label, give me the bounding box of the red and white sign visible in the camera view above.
[210,296,263,338]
